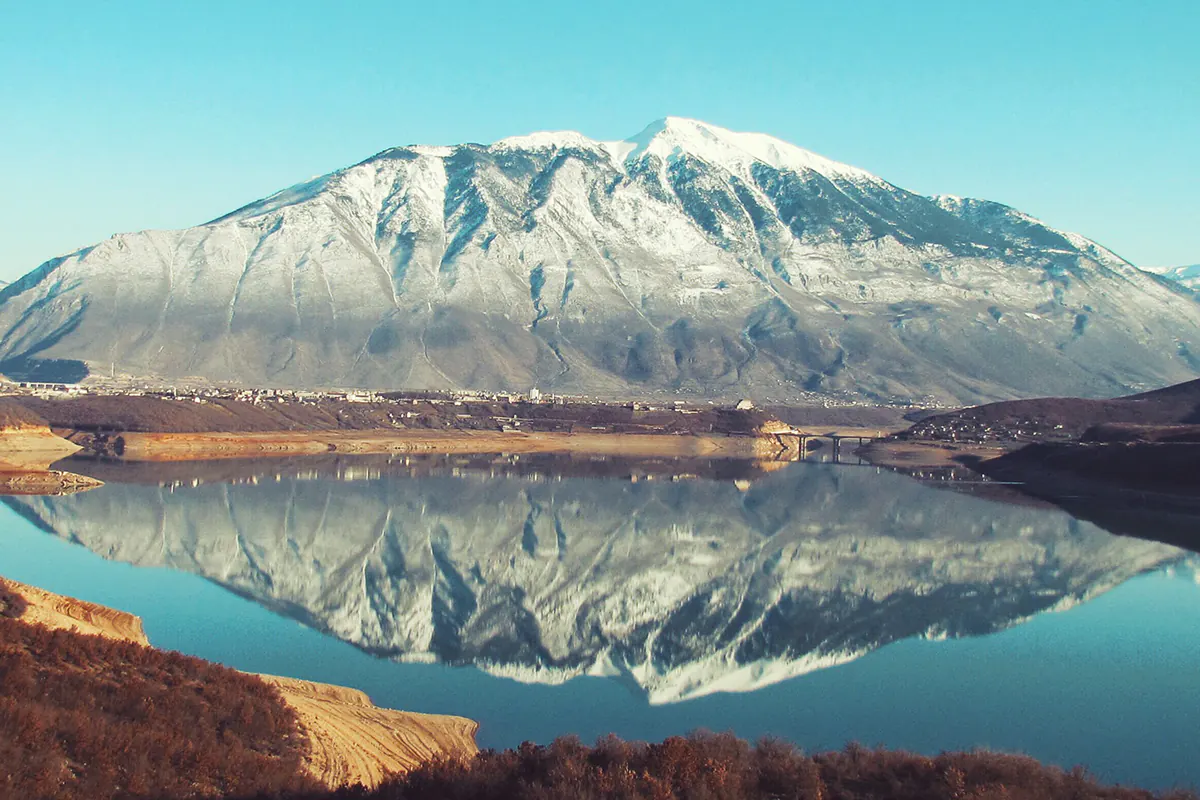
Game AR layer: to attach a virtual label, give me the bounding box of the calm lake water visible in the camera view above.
[1,454,1197,790]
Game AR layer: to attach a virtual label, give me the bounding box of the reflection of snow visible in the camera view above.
[1166,556,1200,586]
[7,464,1186,705]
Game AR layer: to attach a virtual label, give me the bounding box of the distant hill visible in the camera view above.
[900,378,1200,442]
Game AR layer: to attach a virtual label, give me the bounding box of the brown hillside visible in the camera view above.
[0,602,316,799]
[0,579,479,794]
[0,397,48,430]
[900,379,1200,443]
[11,393,773,436]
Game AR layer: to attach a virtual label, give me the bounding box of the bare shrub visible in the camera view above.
[0,581,26,619]
[0,615,317,799]
[279,734,1195,800]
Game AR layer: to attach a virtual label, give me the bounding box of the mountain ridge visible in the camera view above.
[2,118,1198,402]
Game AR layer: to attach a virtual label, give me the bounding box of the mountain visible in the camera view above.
[1142,264,1200,291]
[3,117,1199,402]
[4,462,1183,704]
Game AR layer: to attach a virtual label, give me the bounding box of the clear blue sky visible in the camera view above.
[2,0,1197,281]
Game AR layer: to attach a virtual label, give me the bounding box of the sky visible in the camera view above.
[1,0,1197,282]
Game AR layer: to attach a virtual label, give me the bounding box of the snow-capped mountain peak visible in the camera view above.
[491,117,873,182]
[491,129,599,153]
[2,118,1198,401]
[617,116,874,181]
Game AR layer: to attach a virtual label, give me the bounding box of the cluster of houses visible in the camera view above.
[3,376,771,421]
[1,379,582,407]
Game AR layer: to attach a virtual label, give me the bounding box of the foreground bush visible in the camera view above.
[0,581,26,619]
[271,731,1196,800]
[0,614,317,799]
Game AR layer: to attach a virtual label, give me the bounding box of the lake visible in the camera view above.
[0,453,1197,790]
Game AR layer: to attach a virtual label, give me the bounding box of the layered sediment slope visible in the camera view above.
[0,399,80,463]
[258,675,476,789]
[6,462,1184,704]
[2,118,1198,402]
[0,576,148,644]
[0,398,99,494]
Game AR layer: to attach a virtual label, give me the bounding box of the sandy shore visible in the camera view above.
[856,439,1013,470]
[1,576,477,790]
[0,428,83,462]
[0,427,102,494]
[108,428,801,462]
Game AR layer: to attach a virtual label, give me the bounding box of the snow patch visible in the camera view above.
[618,117,875,181]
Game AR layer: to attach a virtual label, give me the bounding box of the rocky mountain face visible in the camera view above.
[5,462,1182,704]
[1,118,1198,402]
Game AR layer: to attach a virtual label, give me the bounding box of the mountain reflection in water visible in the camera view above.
[4,455,1185,705]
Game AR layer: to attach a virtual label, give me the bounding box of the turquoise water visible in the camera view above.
[0,461,1197,790]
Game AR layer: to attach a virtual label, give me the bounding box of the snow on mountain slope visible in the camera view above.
[1143,264,1200,291]
[2,118,1198,402]
[4,462,1182,704]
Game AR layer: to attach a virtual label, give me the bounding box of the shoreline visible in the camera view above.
[84,428,804,462]
[0,467,104,495]
[0,426,102,494]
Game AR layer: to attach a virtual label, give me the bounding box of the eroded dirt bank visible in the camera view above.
[0,400,100,493]
[0,577,478,789]
[0,577,148,644]
[258,675,478,789]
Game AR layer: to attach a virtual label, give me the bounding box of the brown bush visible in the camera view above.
[0,615,318,799]
[266,731,1195,800]
[0,581,26,619]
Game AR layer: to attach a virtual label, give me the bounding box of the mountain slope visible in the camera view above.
[1142,264,1200,291]
[5,462,1183,704]
[3,118,1198,402]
